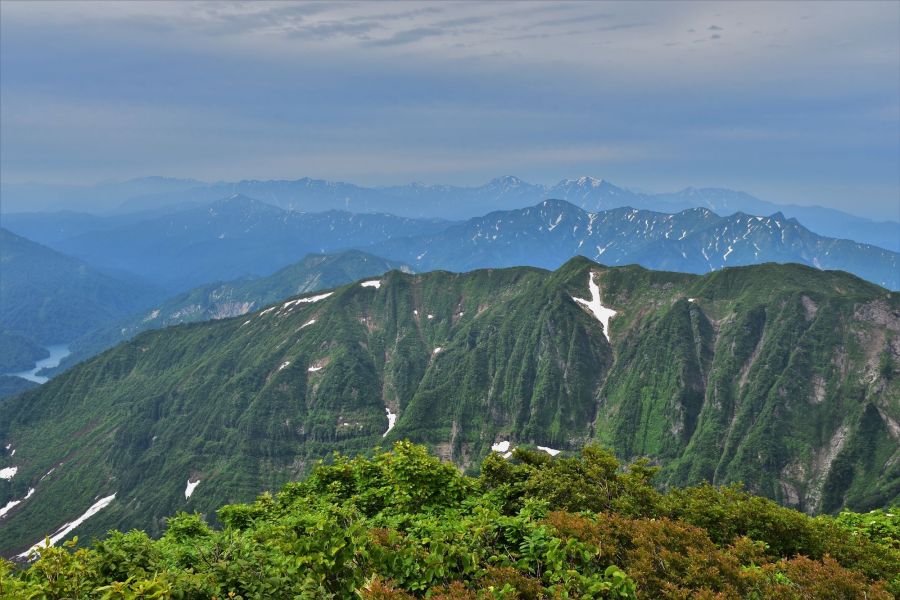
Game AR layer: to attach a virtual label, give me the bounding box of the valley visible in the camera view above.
[1,344,69,384]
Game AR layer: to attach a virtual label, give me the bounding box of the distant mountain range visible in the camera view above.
[4,175,896,250]
[1,258,896,554]
[369,200,899,290]
[16,195,447,292]
[5,195,897,295]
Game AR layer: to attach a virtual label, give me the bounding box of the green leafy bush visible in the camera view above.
[2,443,896,599]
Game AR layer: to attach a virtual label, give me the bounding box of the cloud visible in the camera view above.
[362,26,445,47]
[1,0,898,219]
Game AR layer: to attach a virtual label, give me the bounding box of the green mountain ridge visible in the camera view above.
[0,259,897,556]
[45,250,411,376]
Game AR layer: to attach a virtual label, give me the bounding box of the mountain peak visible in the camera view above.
[539,198,582,212]
[493,175,524,185]
[558,175,606,188]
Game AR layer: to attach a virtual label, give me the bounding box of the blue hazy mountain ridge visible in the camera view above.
[0,177,203,214]
[5,192,897,298]
[3,175,895,251]
[0,227,165,349]
[133,176,900,250]
[0,203,208,247]
[33,194,452,293]
[367,199,900,290]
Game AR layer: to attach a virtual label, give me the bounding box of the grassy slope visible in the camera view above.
[0,259,896,555]
[45,250,409,376]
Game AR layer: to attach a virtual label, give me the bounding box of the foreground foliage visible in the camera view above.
[2,442,897,599]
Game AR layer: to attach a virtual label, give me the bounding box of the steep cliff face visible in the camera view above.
[1,259,897,554]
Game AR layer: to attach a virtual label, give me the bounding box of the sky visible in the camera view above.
[1,0,898,220]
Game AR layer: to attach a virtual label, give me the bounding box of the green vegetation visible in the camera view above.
[1,259,896,556]
[48,250,409,376]
[0,376,39,402]
[0,331,48,373]
[1,443,897,599]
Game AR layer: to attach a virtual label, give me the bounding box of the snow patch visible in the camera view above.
[259,306,277,316]
[360,280,382,289]
[432,347,442,355]
[282,292,333,309]
[537,446,561,456]
[548,213,563,231]
[18,494,116,558]
[300,319,316,329]
[0,467,18,481]
[491,440,511,453]
[383,407,397,437]
[427,314,434,320]
[185,479,200,499]
[308,366,323,373]
[572,272,618,342]
[0,488,35,518]
[278,361,291,371]
[687,298,697,303]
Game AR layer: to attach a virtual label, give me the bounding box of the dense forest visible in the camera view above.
[2,442,897,599]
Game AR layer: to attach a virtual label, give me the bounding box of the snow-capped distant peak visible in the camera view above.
[576,176,603,188]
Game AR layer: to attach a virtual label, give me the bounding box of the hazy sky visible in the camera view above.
[1,1,898,219]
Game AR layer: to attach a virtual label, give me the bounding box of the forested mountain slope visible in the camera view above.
[0,228,163,348]
[0,259,896,555]
[48,250,410,376]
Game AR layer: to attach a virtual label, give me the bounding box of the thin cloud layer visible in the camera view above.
[1,1,898,219]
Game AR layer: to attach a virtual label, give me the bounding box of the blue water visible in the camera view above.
[6,344,71,384]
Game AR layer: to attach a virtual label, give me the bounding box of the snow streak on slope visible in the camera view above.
[572,272,617,342]
[383,407,397,437]
[18,494,116,558]
[0,488,35,518]
[185,479,200,499]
